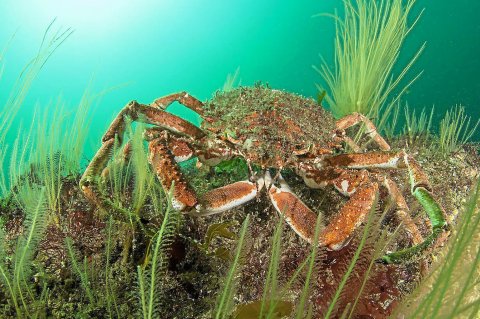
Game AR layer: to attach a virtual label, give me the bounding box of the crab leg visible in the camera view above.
[322,181,378,250]
[148,138,198,210]
[196,146,236,167]
[144,127,196,163]
[151,91,205,116]
[80,139,130,214]
[101,128,197,180]
[144,126,237,167]
[383,177,424,245]
[324,151,448,263]
[100,141,133,179]
[383,155,448,263]
[298,161,424,249]
[146,131,263,214]
[336,112,391,151]
[193,178,264,216]
[266,172,319,242]
[80,100,205,213]
[323,151,405,169]
[267,171,377,250]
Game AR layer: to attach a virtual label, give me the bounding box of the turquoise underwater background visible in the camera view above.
[0,0,479,159]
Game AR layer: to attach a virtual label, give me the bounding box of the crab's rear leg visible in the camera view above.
[81,139,129,214]
[383,177,424,245]
[266,171,378,250]
[151,92,205,116]
[385,154,448,263]
[336,112,391,151]
[325,151,448,263]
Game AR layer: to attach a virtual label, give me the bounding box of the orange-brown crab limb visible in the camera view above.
[194,179,264,216]
[149,138,198,210]
[143,127,236,166]
[322,150,448,263]
[322,181,378,250]
[151,91,205,116]
[384,177,424,245]
[148,142,261,214]
[144,128,196,163]
[323,151,431,191]
[80,97,205,213]
[266,171,377,250]
[266,172,319,242]
[297,160,424,250]
[146,132,261,214]
[336,112,391,151]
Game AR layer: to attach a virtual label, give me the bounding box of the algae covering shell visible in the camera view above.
[202,86,337,167]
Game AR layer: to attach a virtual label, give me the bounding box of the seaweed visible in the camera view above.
[222,67,241,92]
[197,220,237,261]
[0,188,48,318]
[294,211,323,318]
[315,0,424,132]
[438,105,479,155]
[215,215,251,319]
[137,189,178,319]
[403,103,435,146]
[393,179,480,318]
[65,236,95,305]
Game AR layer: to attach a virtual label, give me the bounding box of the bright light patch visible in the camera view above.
[6,0,142,36]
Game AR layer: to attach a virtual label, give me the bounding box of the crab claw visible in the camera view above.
[192,178,263,216]
[266,171,320,242]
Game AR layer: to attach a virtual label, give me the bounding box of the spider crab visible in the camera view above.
[80,86,448,263]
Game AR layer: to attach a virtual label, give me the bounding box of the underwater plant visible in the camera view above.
[215,215,251,319]
[223,216,296,319]
[222,67,241,92]
[137,190,179,319]
[403,103,435,146]
[0,21,72,198]
[5,91,97,218]
[66,236,96,305]
[129,124,158,215]
[0,188,48,318]
[0,20,72,145]
[393,179,480,318]
[438,105,479,155]
[316,0,424,128]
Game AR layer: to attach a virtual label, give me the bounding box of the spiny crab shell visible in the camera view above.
[201,86,337,168]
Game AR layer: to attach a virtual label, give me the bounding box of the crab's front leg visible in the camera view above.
[266,171,378,250]
[324,151,449,263]
[299,162,424,246]
[80,99,205,213]
[146,131,264,214]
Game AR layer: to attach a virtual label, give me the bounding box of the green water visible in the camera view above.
[1,0,479,150]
